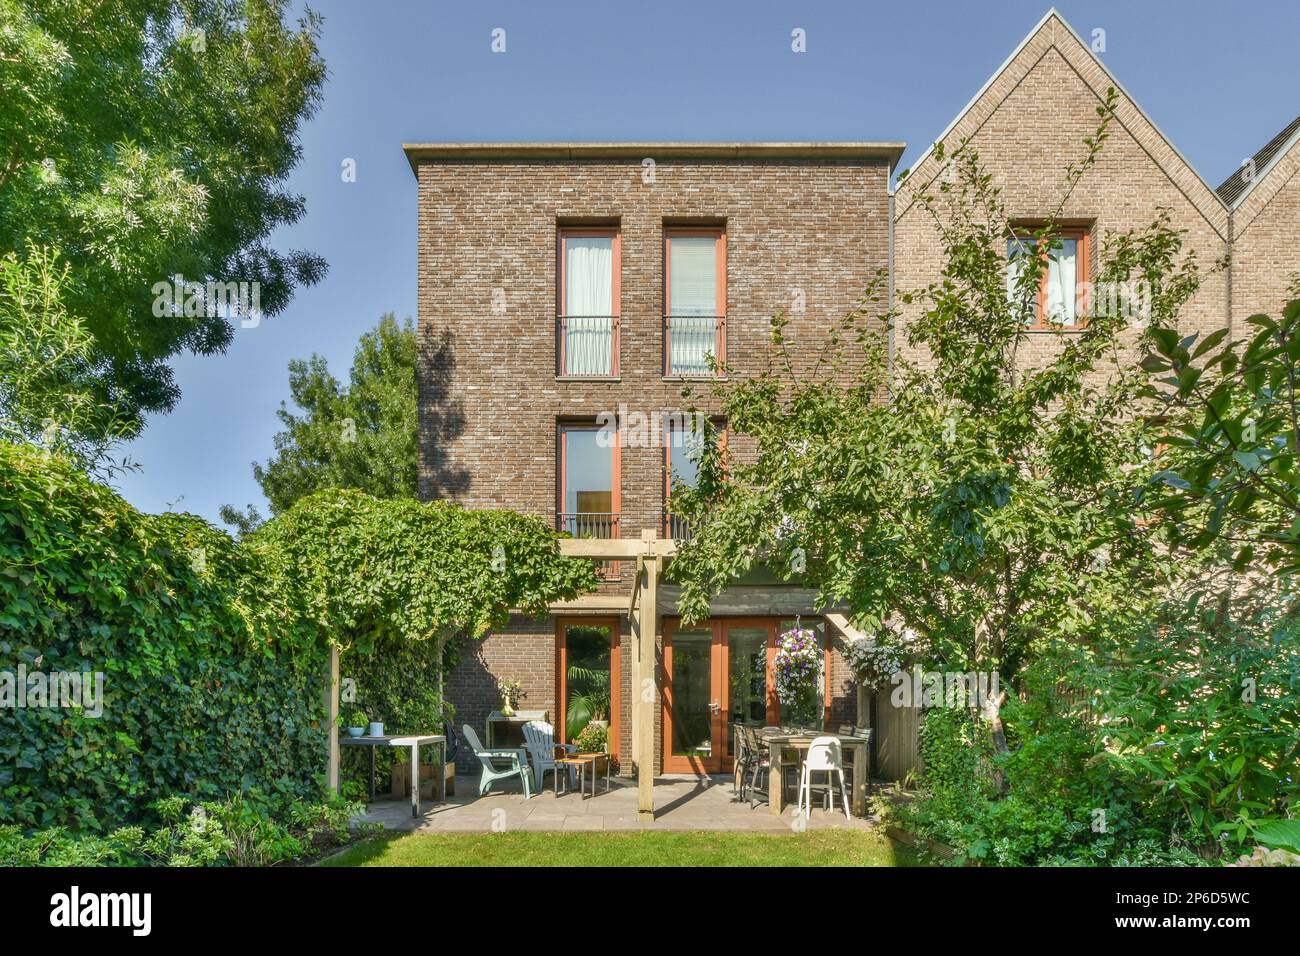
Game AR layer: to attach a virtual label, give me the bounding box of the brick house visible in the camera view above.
[405,9,1298,798]
[405,142,899,793]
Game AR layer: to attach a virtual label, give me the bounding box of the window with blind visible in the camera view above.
[665,229,726,376]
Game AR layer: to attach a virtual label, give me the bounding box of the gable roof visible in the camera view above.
[1216,115,1300,209]
[894,8,1230,237]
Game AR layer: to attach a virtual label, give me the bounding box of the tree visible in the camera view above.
[670,91,1200,683]
[0,0,327,430]
[253,488,599,694]
[0,243,134,474]
[236,313,418,521]
[1145,277,1300,573]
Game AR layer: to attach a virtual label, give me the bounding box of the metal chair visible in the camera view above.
[740,725,773,807]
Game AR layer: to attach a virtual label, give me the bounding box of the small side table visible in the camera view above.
[555,752,611,799]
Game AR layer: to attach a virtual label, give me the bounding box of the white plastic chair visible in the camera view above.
[796,735,850,820]
[521,720,577,791]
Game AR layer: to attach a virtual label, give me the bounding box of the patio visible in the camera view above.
[357,774,881,833]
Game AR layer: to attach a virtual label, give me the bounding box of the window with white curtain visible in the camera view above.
[666,231,724,376]
[560,231,617,376]
[1045,237,1078,325]
[1006,229,1087,328]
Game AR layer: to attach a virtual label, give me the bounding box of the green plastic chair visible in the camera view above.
[462,724,533,798]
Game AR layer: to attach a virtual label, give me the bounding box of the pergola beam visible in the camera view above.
[558,537,677,559]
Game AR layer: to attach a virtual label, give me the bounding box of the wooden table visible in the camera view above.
[554,752,611,799]
[340,734,447,818]
[763,732,869,817]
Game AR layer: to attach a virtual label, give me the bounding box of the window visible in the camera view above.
[556,618,620,764]
[558,229,620,376]
[1007,229,1089,328]
[664,229,726,376]
[558,424,619,578]
[663,417,721,539]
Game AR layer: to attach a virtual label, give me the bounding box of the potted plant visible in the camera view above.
[345,711,366,737]
[497,678,521,718]
[574,722,609,755]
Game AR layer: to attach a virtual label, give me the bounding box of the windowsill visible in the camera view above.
[556,375,622,382]
[663,375,727,382]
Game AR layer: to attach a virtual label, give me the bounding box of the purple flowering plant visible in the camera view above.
[773,625,821,726]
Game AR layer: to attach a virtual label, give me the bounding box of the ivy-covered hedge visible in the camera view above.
[0,443,329,832]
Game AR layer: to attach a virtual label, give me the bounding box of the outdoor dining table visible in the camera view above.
[761,731,869,817]
[339,734,447,818]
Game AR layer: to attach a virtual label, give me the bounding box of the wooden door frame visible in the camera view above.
[555,616,621,763]
[717,618,779,770]
[662,616,832,774]
[660,618,725,773]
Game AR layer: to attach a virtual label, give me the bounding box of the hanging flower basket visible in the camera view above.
[774,625,822,728]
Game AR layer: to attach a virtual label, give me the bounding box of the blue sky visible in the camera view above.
[115,0,1300,522]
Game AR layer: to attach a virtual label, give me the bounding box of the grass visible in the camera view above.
[318,828,921,867]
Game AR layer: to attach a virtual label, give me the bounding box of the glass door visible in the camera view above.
[556,618,619,764]
[664,619,782,773]
[662,622,722,772]
[722,621,776,767]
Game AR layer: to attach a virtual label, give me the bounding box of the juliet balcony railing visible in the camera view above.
[664,314,724,377]
[558,511,621,580]
[663,511,693,541]
[557,315,618,377]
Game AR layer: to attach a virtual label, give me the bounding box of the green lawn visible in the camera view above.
[319,829,920,867]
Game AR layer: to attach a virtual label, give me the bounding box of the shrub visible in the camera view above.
[0,442,330,831]
[0,791,370,867]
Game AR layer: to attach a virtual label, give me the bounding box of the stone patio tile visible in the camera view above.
[562,816,606,831]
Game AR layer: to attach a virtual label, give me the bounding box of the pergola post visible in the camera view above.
[636,530,659,818]
[325,643,340,794]
[557,533,673,819]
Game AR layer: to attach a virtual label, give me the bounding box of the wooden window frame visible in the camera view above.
[663,227,727,377]
[557,422,621,580]
[1009,227,1090,330]
[557,227,621,378]
[554,616,621,763]
[663,417,726,537]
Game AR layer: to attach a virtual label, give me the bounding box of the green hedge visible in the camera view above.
[0,443,329,831]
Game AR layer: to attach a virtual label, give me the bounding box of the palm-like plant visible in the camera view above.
[566,660,611,739]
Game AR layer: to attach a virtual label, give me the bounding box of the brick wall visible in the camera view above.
[1229,137,1300,324]
[415,155,891,529]
[417,152,888,776]
[893,14,1230,380]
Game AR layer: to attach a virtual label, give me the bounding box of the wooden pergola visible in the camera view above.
[558,529,676,817]
[323,530,677,818]
[323,528,872,820]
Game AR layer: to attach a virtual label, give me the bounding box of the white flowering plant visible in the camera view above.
[845,620,919,687]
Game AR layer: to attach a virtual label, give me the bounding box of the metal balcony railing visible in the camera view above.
[664,314,724,377]
[558,512,621,579]
[663,511,693,541]
[557,315,618,377]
